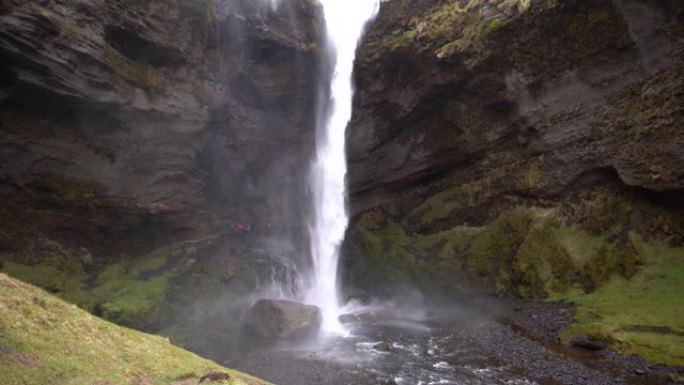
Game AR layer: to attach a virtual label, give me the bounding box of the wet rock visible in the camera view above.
[378,377,397,385]
[561,334,607,351]
[342,287,373,305]
[373,341,391,352]
[339,313,360,324]
[244,299,322,339]
[0,0,324,267]
[0,0,326,360]
[339,310,393,324]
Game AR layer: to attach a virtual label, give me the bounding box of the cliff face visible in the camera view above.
[0,0,323,356]
[350,0,683,211]
[345,0,684,365]
[0,0,321,259]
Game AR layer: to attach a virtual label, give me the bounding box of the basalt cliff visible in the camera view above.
[344,0,684,366]
[0,0,323,358]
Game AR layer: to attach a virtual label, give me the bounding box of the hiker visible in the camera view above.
[235,223,245,233]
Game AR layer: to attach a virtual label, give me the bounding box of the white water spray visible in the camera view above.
[267,0,280,10]
[307,0,379,333]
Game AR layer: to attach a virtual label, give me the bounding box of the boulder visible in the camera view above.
[244,299,322,339]
[378,377,398,385]
[339,313,361,324]
[339,310,393,324]
[561,333,607,351]
[373,341,391,352]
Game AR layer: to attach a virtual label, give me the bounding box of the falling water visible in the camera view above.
[307,0,380,333]
[267,0,280,10]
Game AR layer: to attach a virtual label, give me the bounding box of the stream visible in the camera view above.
[232,299,672,385]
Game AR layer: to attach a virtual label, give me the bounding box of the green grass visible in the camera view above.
[552,238,684,366]
[0,273,268,385]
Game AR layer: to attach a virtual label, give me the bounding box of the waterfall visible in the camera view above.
[307,0,379,333]
[267,0,280,10]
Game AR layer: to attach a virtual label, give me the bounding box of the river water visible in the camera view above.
[234,304,540,385]
[232,298,668,385]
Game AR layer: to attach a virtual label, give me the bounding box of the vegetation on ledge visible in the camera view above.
[0,273,267,385]
[1,237,215,329]
[346,184,684,366]
[365,0,538,57]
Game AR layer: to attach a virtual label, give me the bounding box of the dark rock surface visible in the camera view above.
[372,341,391,352]
[349,0,684,213]
[339,309,393,325]
[0,0,324,362]
[0,0,323,261]
[562,333,608,351]
[342,0,684,368]
[343,0,684,301]
[243,299,322,339]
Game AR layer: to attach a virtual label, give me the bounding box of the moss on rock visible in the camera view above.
[349,182,684,366]
[552,236,684,366]
[1,237,214,329]
[3,259,86,297]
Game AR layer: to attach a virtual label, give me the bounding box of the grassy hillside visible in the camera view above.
[0,273,267,385]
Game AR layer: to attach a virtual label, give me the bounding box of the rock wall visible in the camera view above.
[344,0,684,365]
[0,0,322,259]
[0,0,323,358]
[344,0,684,366]
[346,0,683,296]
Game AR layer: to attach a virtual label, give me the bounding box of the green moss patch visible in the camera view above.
[0,273,266,385]
[352,201,684,366]
[3,259,86,297]
[1,238,210,328]
[353,221,426,287]
[552,237,684,366]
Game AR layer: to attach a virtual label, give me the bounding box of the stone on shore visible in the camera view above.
[244,299,322,339]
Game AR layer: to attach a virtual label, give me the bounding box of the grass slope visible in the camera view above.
[0,273,267,385]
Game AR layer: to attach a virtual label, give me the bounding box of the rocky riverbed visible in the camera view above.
[233,298,684,385]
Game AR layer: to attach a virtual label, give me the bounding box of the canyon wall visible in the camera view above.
[344,0,684,364]
[347,0,683,298]
[0,0,323,358]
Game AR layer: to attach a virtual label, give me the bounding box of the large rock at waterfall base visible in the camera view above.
[244,299,322,339]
